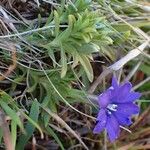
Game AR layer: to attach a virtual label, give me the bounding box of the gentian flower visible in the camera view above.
[93,77,141,142]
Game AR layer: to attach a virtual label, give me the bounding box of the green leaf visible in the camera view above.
[63,43,77,53]
[11,75,25,91]
[54,10,60,36]
[27,82,38,93]
[21,110,43,139]
[16,101,40,150]
[82,34,91,43]
[60,45,67,78]
[50,15,74,46]
[139,64,150,75]
[112,21,150,32]
[78,55,93,82]
[45,12,53,26]
[68,15,76,28]
[0,101,23,131]
[0,90,13,104]
[43,112,51,127]
[49,98,57,113]
[78,43,99,54]
[72,51,79,68]
[41,95,51,107]
[48,48,59,67]
[38,14,42,26]
[42,44,58,67]
[11,121,17,149]
[66,88,86,103]
[46,126,65,150]
[113,31,131,44]
[82,27,97,33]
[50,27,72,46]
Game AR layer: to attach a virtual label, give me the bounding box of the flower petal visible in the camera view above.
[113,112,132,126]
[112,82,132,103]
[98,89,112,108]
[112,76,119,89]
[119,82,132,95]
[97,109,107,121]
[93,109,107,134]
[106,114,120,142]
[122,92,141,103]
[117,103,139,117]
[93,121,106,134]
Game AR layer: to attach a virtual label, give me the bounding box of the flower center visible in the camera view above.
[107,104,118,114]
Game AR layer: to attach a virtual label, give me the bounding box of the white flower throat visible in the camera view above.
[107,104,118,114]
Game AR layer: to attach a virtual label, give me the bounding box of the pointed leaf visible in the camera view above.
[78,55,93,82]
[46,126,65,150]
[54,10,60,36]
[16,101,40,150]
[0,101,23,131]
[60,46,67,78]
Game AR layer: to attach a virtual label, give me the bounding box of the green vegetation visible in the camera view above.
[0,0,149,149]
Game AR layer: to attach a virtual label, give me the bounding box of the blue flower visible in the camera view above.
[93,77,141,142]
